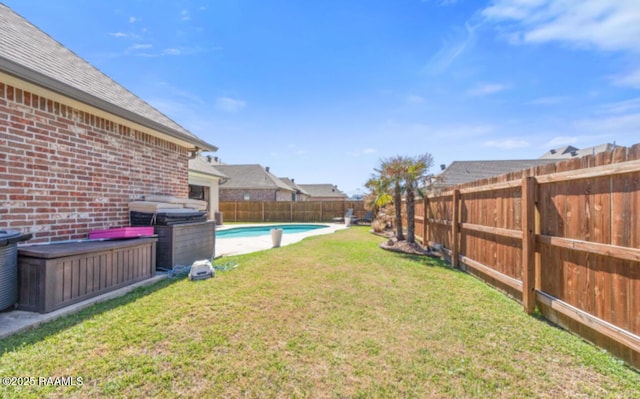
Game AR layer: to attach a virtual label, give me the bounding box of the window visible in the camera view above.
[243,192,250,201]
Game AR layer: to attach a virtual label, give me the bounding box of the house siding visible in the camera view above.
[0,82,189,243]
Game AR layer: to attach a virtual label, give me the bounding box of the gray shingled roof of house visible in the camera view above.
[297,184,348,198]
[0,4,216,151]
[437,159,559,187]
[215,164,294,191]
[188,156,228,179]
[539,143,616,159]
[279,177,311,196]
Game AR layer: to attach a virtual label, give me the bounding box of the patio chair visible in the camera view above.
[332,208,354,223]
[360,211,373,224]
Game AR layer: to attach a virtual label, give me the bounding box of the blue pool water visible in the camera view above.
[217,224,329,238]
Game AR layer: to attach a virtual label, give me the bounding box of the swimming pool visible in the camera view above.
[216,224,330,238]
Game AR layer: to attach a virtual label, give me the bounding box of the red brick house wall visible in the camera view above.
[0,83,189,243]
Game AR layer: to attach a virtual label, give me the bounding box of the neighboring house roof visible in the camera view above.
[279,178,311,196]
[0,4,216,152]
[539,145,579,159]
[436,159,559,187]
[215,164,294,191]
[188,156,229,179]
[432,142,624,189]
[297,184,348,199]
[539,143,617,159]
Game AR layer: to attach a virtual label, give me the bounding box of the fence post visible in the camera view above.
[522,176,537,314]
[451,189,460,268]
[423,196,429,246]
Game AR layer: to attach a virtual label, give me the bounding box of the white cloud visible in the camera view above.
[287,144,307,155]
[611,67,640,89]
[129,43,152,50]
[483,0,640,53]
[483,0,640,89]
[162,48,182,56]
[128,16,139,24]
[597,97,640,114]
[108,31,143,41]
[527,96,569,105]
[574,112,640,135]
[406,95,425,104]
[545,136,578,147]
[424,23,477,74]
[421,0,460,5]
[347,148,377,158]
[180,10,190,21]
[413,122,496,139]
[466,83,508,96]
[215,97,247,112]
[483,138,529,149]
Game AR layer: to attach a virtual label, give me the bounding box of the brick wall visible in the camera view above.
[0,82,190,243]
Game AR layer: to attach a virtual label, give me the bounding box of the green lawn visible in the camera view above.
[1,227,639,398]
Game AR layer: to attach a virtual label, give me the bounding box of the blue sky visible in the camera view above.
[5,1,640,196]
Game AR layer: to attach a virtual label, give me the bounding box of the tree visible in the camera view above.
[364,175,392,216]
[378,156,407,241]
[370,153,434,244]
[401,154,434,244]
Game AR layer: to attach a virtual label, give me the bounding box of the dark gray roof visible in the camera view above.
[279,177,311,196]
[215,164,294,191]
[539,143,616,159]
[297,184,348,199]
[0,4,216,151]
[437,159,558,187]
[188,156,228,179]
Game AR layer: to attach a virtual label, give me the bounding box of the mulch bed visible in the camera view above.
[372,230,441,258]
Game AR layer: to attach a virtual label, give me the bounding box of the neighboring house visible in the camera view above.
[431,160,559,191]
[297,184,348,201]
[279,177,311,201]
[0,5,217,242]
[430,143,625,192]
[539,143,618,159]
[215,164,296,201]
[188,156,228,220]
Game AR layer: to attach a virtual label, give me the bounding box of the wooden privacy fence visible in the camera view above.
[416,145,640,369]
[219,200,366,223]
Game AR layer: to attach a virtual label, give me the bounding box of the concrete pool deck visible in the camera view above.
[215,222,349,257]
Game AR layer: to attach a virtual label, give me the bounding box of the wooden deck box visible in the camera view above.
[155,221,215,270]
[17,237,157,313]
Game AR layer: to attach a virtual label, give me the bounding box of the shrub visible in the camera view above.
[372,219,386,233]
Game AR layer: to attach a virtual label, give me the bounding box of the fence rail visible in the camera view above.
[416,144,640,369]
[219,200,366,223]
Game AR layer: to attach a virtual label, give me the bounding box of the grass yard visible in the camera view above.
[1,227,639,398]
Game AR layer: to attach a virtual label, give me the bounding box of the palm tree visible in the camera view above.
[402,154,434,243]
[379,156,406,241]
[364,174,392,216]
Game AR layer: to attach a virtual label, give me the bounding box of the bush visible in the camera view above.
[372,219,386,233]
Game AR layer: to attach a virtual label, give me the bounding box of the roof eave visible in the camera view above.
[0,57,217,152]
